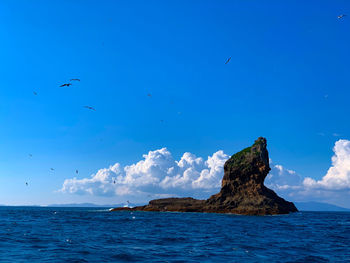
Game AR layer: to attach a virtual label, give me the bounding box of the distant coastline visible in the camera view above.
[294,202,350,212]
[0,201,349,211]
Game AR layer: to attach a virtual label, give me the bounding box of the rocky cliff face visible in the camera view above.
[112,137,298,215]
[205,137,297,215]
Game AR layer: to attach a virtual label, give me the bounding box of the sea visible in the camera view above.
[0,207,349,262]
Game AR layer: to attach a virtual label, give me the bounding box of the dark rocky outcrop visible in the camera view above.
[112,137,298,215]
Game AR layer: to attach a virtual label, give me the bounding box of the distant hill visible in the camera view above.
[47,202,144,208]
[295,202,350,212]
[48,203,119,207]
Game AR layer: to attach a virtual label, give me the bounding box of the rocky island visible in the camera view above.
[112,137,298,215]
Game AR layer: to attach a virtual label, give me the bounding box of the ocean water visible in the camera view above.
[0,207,349,262]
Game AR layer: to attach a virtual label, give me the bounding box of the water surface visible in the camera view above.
[0,207,349,262]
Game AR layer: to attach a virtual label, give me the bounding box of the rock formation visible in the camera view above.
[112,137,298,215]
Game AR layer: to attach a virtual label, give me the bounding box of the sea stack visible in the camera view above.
[112,137,298,215]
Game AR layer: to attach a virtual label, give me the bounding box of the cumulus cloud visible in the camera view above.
[266,140,350,194]
[60,147,308,200]
[265,163,303,191]
[60,140,350,207]
[60,148,229,199]
[303,139,350,190]
[264,139,350,208]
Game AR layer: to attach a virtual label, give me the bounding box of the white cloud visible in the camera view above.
[60,140,350,208]
[265,163,303,191]
[264,140,350,208]
[59,147,311,200]
[60,146,309,201]
[60,148,229,199]
[303,139,350,190]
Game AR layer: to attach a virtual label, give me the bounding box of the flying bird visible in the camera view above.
[338,14,347,19]
[70,78,80,81]
[25,182,28,186]
[60,83,72,87]
[83,106,96,111]
[225,57,231,64]
[76,170,78,174]
[33,91,37,96]
[50,168,55,171]
[114,180,116,184]
[29,154,32,157]
[147,93,152,97]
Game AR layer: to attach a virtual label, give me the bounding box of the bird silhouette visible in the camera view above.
[338,14,347,19]
[50,168,55,171]
[76,170,78,174]
[60,83,72,87]
[26,182,28,186]
[33,91,37,95]
[70,78,80,81]
[225,57,231,64]
[147,93,152,97]
[29,154,32,157]
[83,106,96,111]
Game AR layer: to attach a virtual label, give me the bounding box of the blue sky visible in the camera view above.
[1,0,350,206]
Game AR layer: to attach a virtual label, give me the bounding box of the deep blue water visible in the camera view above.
[0,207,349,262]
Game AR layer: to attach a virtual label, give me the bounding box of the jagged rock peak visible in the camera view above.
[221,136,270,189]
